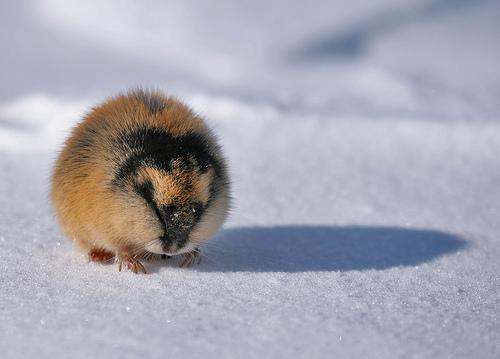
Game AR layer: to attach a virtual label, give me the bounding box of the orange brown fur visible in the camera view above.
[51,89,230,273]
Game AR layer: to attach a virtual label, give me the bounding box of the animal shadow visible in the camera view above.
[198,225,466,272]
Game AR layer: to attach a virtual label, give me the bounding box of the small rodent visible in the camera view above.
[51,89,230,273]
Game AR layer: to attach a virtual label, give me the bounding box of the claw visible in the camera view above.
[144,253,165,262]
[117,253,147,274]
[128,260,146,274]
[179,249,201,268]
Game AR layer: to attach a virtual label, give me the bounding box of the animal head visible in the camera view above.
[111,127,229,255]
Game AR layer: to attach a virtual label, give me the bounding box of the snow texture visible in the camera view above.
[1,1,499,358]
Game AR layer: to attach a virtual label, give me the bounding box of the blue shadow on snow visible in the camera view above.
[199,226,466,272]
[290,0,491,61]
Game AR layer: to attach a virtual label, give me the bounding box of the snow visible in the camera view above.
[1,1,499,358]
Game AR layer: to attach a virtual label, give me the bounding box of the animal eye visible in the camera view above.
[163,205,177,218]
[191,203,203,216]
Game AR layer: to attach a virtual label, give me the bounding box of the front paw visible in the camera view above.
[179,249,201,268]
[117,254,147,274]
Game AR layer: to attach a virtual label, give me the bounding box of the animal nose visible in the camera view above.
[160,231,189,253]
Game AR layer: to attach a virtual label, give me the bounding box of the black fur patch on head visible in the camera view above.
[134,179,167,233]
[191,202,204,223]
[131,89,166,114]
[159,202,204,233]
[112,127,223,187]
[69,116,111,161]
[61,125,101,178]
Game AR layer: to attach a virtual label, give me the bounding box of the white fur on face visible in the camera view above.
[145,239,164,254]
[145,238,195,256]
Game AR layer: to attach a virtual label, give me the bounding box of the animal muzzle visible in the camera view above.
[160,229,190,253]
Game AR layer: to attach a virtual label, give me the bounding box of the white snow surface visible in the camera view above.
[1,1,500,358]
